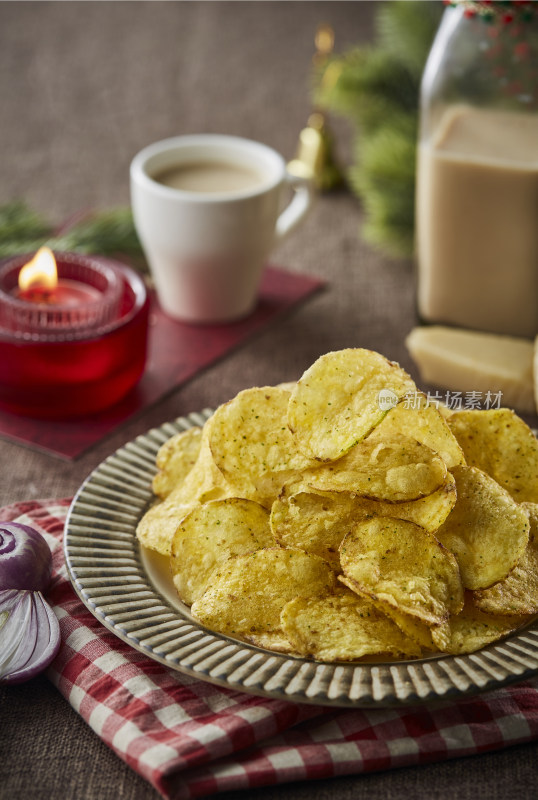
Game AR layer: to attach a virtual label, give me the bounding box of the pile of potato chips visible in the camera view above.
[137,348,538,662]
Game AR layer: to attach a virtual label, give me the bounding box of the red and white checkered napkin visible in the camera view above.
[3,499,538,800]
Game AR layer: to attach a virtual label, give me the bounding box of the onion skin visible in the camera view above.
[0,589,61,684]
[0,523,52,592]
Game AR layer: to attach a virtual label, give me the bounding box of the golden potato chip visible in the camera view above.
[190,547,336,652]
[339,576,452,652]
[339,517,464,626]
[207,386,316,507]
[287,348,416,462]
[439,596,530,655]
[473,502,538,616]
[152,427,203,499]
[270,475,457,569]
[368,392,465,469]
[136,497,197,556]
[168,423,234,506]
[305,434,447,502]
[280,587,422,661]
[437,404,453,420]
[435,465,530,590]
[140,423,233,557]
[448,408,538,503]
[270,487,351,569]
[170,498,273,605]
[150,347,538,663]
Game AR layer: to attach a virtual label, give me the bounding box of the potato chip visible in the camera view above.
[437,404,453,420]
[305,434,447,502]
[136,497,197,556]
[368,392,465,469]
[448,408,538,503]
[435,465,530,590]
[438,595,530,655]
[152,427,203,499]
[280,586,422,661]
[473,502,538,616]
[148,347,538,663]
[287,348,416,462]
[190,547,336,652]
[207,386,316,507]
[270,487,351,569]
[339,517,464,626]
[339,575,451,652]
[170,498,273,605]
[168,423,234,506]
[270,475,457,569]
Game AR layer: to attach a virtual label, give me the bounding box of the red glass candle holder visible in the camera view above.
[0,253,150,419]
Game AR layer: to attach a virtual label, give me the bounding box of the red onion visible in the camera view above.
[0,589,61,683]
[0,523,60,683]
[0,522,52,591]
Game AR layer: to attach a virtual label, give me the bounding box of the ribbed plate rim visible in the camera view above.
[64,410,538,708]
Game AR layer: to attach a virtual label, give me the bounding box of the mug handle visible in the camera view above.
[274,172,316,244]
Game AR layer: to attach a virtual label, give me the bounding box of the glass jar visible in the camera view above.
[416,1,538,338]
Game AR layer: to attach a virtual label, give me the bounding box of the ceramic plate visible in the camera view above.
[64,411,538,708]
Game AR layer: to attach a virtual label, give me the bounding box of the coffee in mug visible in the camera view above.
[130,135,315,323]
[153,161,266,194]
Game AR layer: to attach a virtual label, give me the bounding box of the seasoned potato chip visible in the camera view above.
[152,427,203,499]
[368,392,465,469]
[207,386,316,507]
[270,475,457,569]
[339,576,452,652]
[139,424,233,557]
[281,587,422,661]
[168,424,234,506]
[448,408,538,503]
[339,517,464,626]
[270,488,352,569]
[288,348,416,462]
[437,404,453,420]
[435,465,530,590]
[305,434,447,502]
[439,596,530,655]
[473,502,538,616]
[191,547,336,652]
[136,497,197,556]
[170,498,273,605]
[150,347,538,663]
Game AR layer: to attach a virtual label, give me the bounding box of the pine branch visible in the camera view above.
[314,0,444,258]
[376,1,444,76]
[0,202,147,270]
[0,201,53,254]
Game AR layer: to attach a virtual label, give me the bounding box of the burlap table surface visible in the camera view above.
[2,2,538,799]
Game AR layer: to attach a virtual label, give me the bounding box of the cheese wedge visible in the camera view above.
[406,326,535,414]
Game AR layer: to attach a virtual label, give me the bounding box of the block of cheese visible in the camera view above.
[406,326,536,414]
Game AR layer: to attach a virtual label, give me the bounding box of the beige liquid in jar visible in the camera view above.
[417,105,538,338]
[154,160,265,194]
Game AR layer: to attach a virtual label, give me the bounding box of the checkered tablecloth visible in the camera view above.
[2,499,538,800]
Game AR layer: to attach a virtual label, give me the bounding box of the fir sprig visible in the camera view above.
[0,201,147,271]
[315,1,443,257]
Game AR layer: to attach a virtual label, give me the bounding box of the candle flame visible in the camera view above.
[18,247,58,291]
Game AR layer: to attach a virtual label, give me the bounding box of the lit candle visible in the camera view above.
[15,247,102,306]
[0,251,149,418]
[0,248,123,335]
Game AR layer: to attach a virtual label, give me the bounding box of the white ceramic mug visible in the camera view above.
[130,134,315,323]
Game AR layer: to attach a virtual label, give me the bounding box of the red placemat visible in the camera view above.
[2,499,538,800]
[0,265,324,459]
